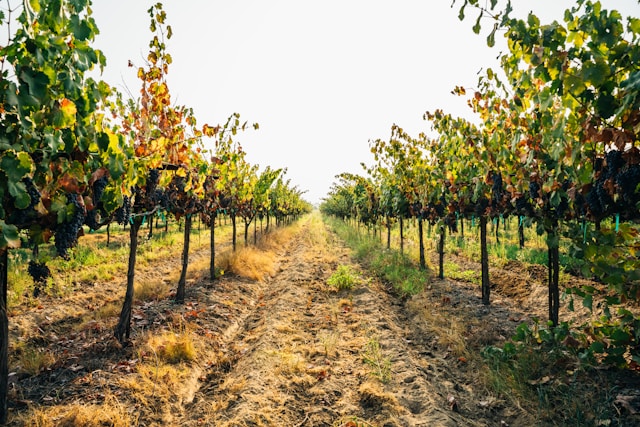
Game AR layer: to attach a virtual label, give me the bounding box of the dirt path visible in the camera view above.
[166,216,488,426]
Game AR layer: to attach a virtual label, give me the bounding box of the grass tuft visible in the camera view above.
[146,330,196,364]
[14,344,55,376]
[327,265,359,291]
[362,336,392,384]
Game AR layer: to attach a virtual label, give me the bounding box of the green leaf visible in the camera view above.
[487,23,498,47]
[7,180,30,209]
[589,341,605,353]
[595,92,617,120]
[19,68,49,100]
[4,82,19,107]
[0,220,21,249]
[70,15,92,41]
[473,11,483,34]
[611,329,631,345]
[28,0,41,13]
[582,60,609,87]
[0,150,34,182]
[96,132,110,152]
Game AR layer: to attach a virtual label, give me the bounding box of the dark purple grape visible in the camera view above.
[529,181,541,200]
[23,177,41,211]
[605,150,624,178]
[114,196,131,225]
[147,169,160,194]
[28,260,50,297]
[92,176,108,204]
[28,260,50,284]
[491,171,503,206]
[54,194,85,259]
[617,165,640,202]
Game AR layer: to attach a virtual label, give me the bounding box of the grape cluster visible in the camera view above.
[93,176,108,204]
[514,195,533,216]
[585,149,639,220]
[28,260,50,283]
[152,189,169,210]
[529,181,541,200]
[10,177,42,228]
[85,176,109,230]
[473,196,488,216]
[114,196,131,225]
[55,193,85,258]
[606,150,624,176]
[28,260,50,297]
[147,169,160,194]
[491,172,503,207]
[84,210,101,231]
[23,177,41,211]
[616,164,640,207]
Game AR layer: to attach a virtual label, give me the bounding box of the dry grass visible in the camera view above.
[265,349,306,376]
[362,336,392,384]
[407,296,471,359]
[302,213,340,265]
[13,344,55,376]
[257,223,300,251]
[217,247,276,282]
[15,393,135,427]
[216,221,306,281]
[144,329,197,364]
[358,381,401,413]
[92,302,120,321]
[332,416,377,427]
[134,279,170,303]
[117,360,196,415]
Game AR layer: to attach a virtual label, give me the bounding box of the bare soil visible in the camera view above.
[5,217,640,426]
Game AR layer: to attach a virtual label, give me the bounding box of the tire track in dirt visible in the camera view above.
[178,217,485,426]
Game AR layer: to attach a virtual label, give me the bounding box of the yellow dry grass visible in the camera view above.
[134,279,170,303]
[358,381,402,413]
[217,246,277,282]
[15,393,135,427]
[407,297,470,359]
[143,329,197,364]
[217,221,306,281]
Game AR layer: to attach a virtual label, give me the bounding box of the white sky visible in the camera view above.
[90,1,639,204]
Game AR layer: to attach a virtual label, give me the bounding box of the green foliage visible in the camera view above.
[444,261,480,285]
[482,320,621,424]
[327,265,359,291]
[0,0,128,250]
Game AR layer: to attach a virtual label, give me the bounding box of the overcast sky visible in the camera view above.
[90,1,639,204]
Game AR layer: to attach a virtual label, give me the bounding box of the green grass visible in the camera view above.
[327,265,360,291]
[444,261,480,284]
[325,217,428,297]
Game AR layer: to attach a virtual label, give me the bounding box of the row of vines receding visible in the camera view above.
[0,1,311,423]
[321,0,640,369]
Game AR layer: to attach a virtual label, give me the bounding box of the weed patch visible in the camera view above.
[145,329,196,364]
[327,265,360,291]
[362,336,392,384]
